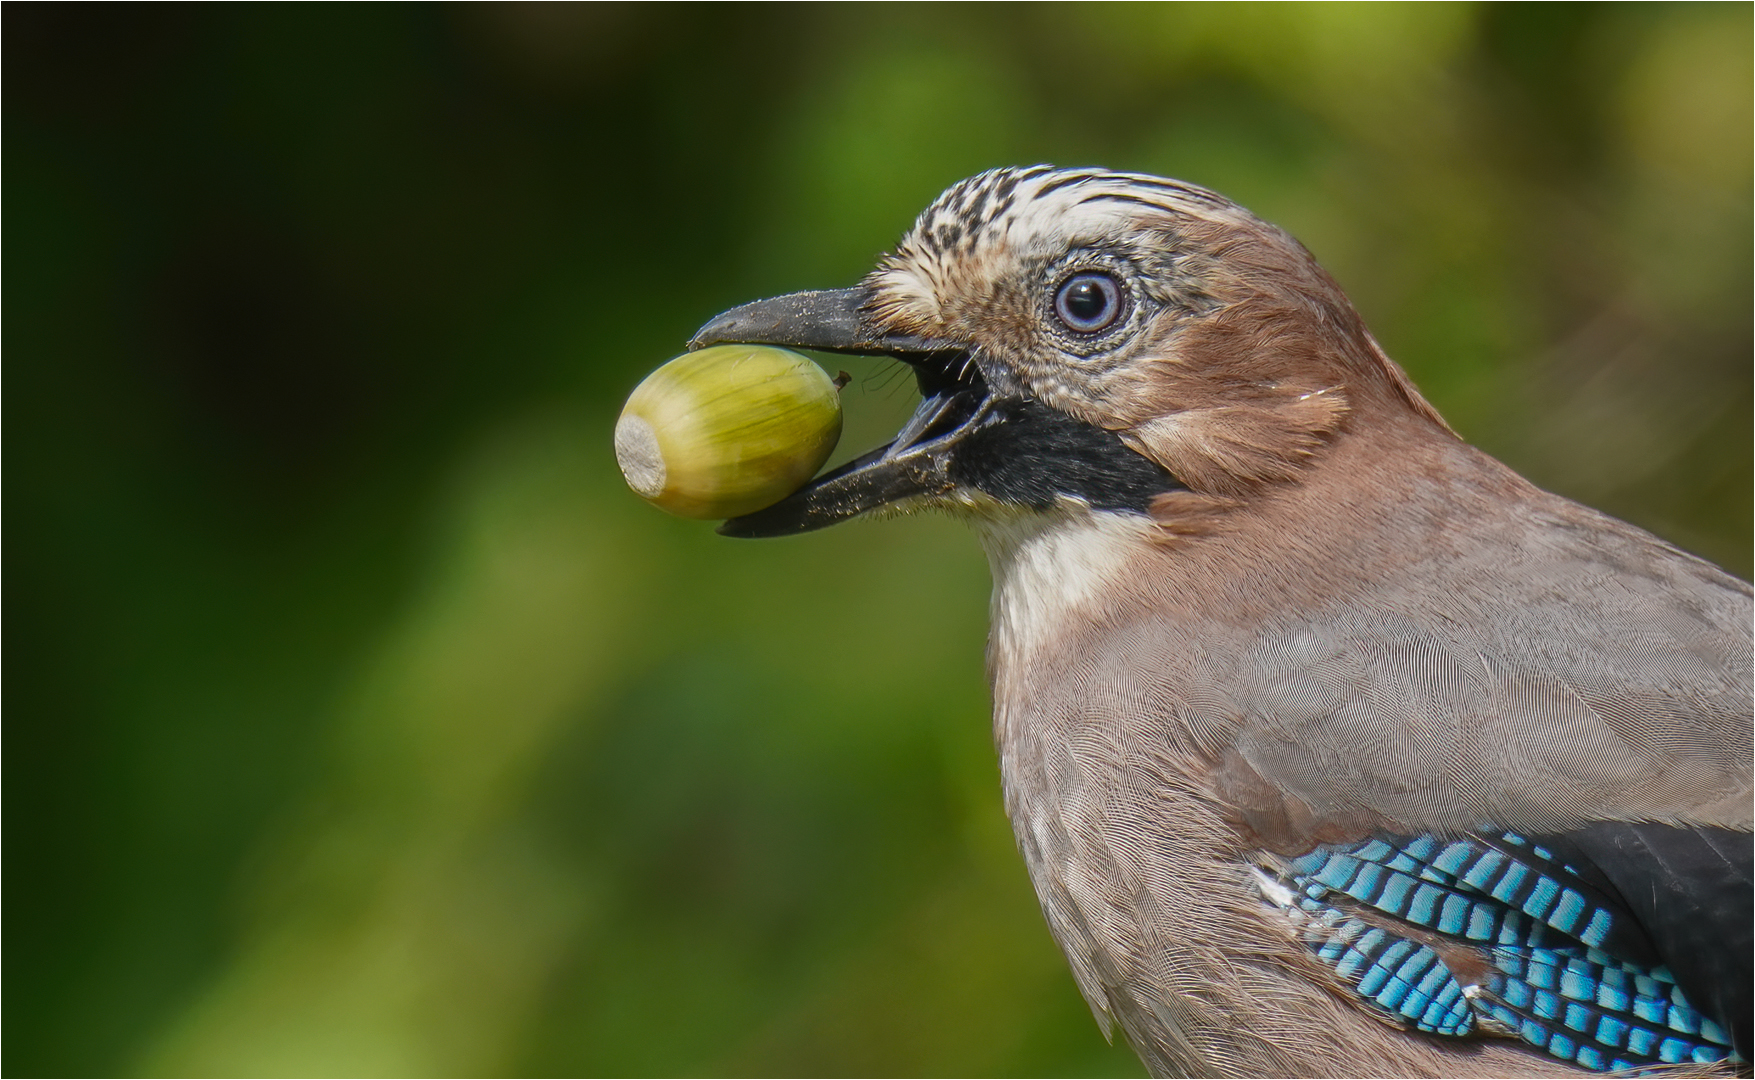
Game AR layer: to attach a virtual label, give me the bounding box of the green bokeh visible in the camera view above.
[7,5,1749,1076]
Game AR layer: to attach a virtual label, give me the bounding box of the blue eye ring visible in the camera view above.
[1053,271,1123,333]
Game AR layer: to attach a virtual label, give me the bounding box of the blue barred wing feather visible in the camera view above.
[1261,828,1750,1072]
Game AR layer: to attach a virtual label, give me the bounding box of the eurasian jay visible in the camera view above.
[687,167,1752,1078]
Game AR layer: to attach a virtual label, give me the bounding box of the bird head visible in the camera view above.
[692,166,1452,537]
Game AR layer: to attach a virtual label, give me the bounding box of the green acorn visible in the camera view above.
[614,345,844,519]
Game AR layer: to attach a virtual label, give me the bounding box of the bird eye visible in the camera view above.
[1052,272,1123,334]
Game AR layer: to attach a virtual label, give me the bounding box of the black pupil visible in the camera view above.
[1057,273,1118,331]
[1066,281,1106,319]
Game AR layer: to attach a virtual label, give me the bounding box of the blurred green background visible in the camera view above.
[7,4,1750,1076]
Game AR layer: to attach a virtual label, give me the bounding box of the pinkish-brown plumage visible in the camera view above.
[691,166,1752,1077]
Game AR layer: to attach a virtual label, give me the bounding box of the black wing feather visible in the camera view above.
[1536,822,1753,1058]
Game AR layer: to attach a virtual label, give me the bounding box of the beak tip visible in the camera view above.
[714,511,795,539]
[686,312,746,352]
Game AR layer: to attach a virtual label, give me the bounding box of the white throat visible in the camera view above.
[975,506,1157,679]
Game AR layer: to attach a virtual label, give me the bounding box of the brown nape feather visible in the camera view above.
[1100,218,1454,499]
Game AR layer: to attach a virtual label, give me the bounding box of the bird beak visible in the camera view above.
[687,287,989,537]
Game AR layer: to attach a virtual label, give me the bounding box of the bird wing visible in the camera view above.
[1207,488,1751,837]
[1261,826,1749,1069]
[1194,493,1753,1066]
